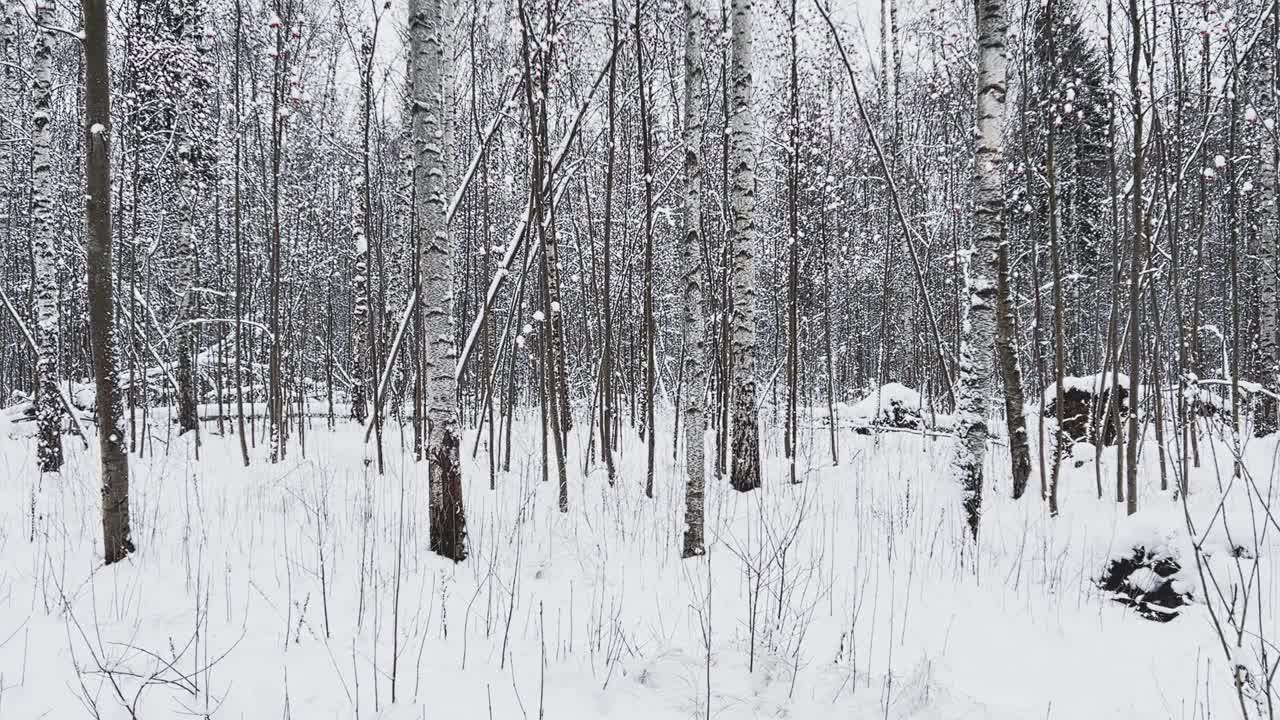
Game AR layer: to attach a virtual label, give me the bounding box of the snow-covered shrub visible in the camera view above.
[1043,373,1129,445]
[1098,513,1195,622]
[843,383,924,434]
[1098,546,1192,622]
[1183,385,1228,418]
[69,382,96,412]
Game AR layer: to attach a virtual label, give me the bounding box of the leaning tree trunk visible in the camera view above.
[410,0,467,563]
[31,1,62,473]
[727,0,760,493]
[680,0,708,558]
[952,0,1009,539]
[995,225,1032,499]
[84,0,134,563]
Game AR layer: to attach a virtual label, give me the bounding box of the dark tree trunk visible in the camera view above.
[84,0,134,564]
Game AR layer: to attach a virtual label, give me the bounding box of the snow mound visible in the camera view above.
[0,397,34,438]
[1043,373,1130,445]
[842,383,924,432]
[69,382,96,411]
[1098,512,1195,622]
[1183,385,1229,417]
[1041,373,1131,406]
[1,389,95,439]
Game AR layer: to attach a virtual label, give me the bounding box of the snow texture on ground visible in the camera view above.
[0,410,1275,718]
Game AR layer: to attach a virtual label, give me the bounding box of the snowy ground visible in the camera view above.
[0,410,1276,719]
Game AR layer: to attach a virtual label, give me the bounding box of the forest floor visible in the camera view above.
[0,411,1276,719]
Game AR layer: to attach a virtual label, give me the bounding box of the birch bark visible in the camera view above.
[1257,12,1278,437]
[351,33,373,426]
[410,0,467,561]
[952,0,1009,537]
[32,0,62,472]
[728,0,760,493]
[681,0,708,557]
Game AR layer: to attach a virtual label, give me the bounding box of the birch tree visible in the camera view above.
[31,0,62,473]
[952,0,1009,538]
[681,0,707,558]
[410,0,467,562]
[350,30,374,426]
[728,0,760,494]
[1256,7,1278,437]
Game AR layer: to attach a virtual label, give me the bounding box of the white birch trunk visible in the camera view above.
[351,173,370,424]
[952,0,1009,538]
[410,0,467,562]
[681,0,708,557]
[32,0,62,472]
[1258,35,1278,436]
[1260,137,1279,425]
[351,35,372,425]
[728,0,760,493]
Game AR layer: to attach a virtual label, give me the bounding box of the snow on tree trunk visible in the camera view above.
[1,2,14,190]
[951,0,1008,538]
[681,0,708,558]
[0,1,11,58]
[350,175,370,425]
[410,0,467,563]
[728,0,760,493]
[31,1,63,473]
[351,34,372,427]
[84,0,134,564]
[350,32,375,428]
[1256,43,1278,437]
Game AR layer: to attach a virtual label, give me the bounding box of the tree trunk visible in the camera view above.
[681,0,708,558]
[351,35,374,426]
[175,159,199,435]
[410,0,467,562]
[784,0,799,485]
[952,0,1009,539]
[1125,0,1142,516]
[728,0,760,493]
[1256,9,1278,437]
[31,0,63,473]
[268,1,285,464]
[232,0,249,467]
[1045,0,1065,516]
[995,220,1031,499]
[84,0,134,564]
[635,0,658,499]
[600,0,619,485]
